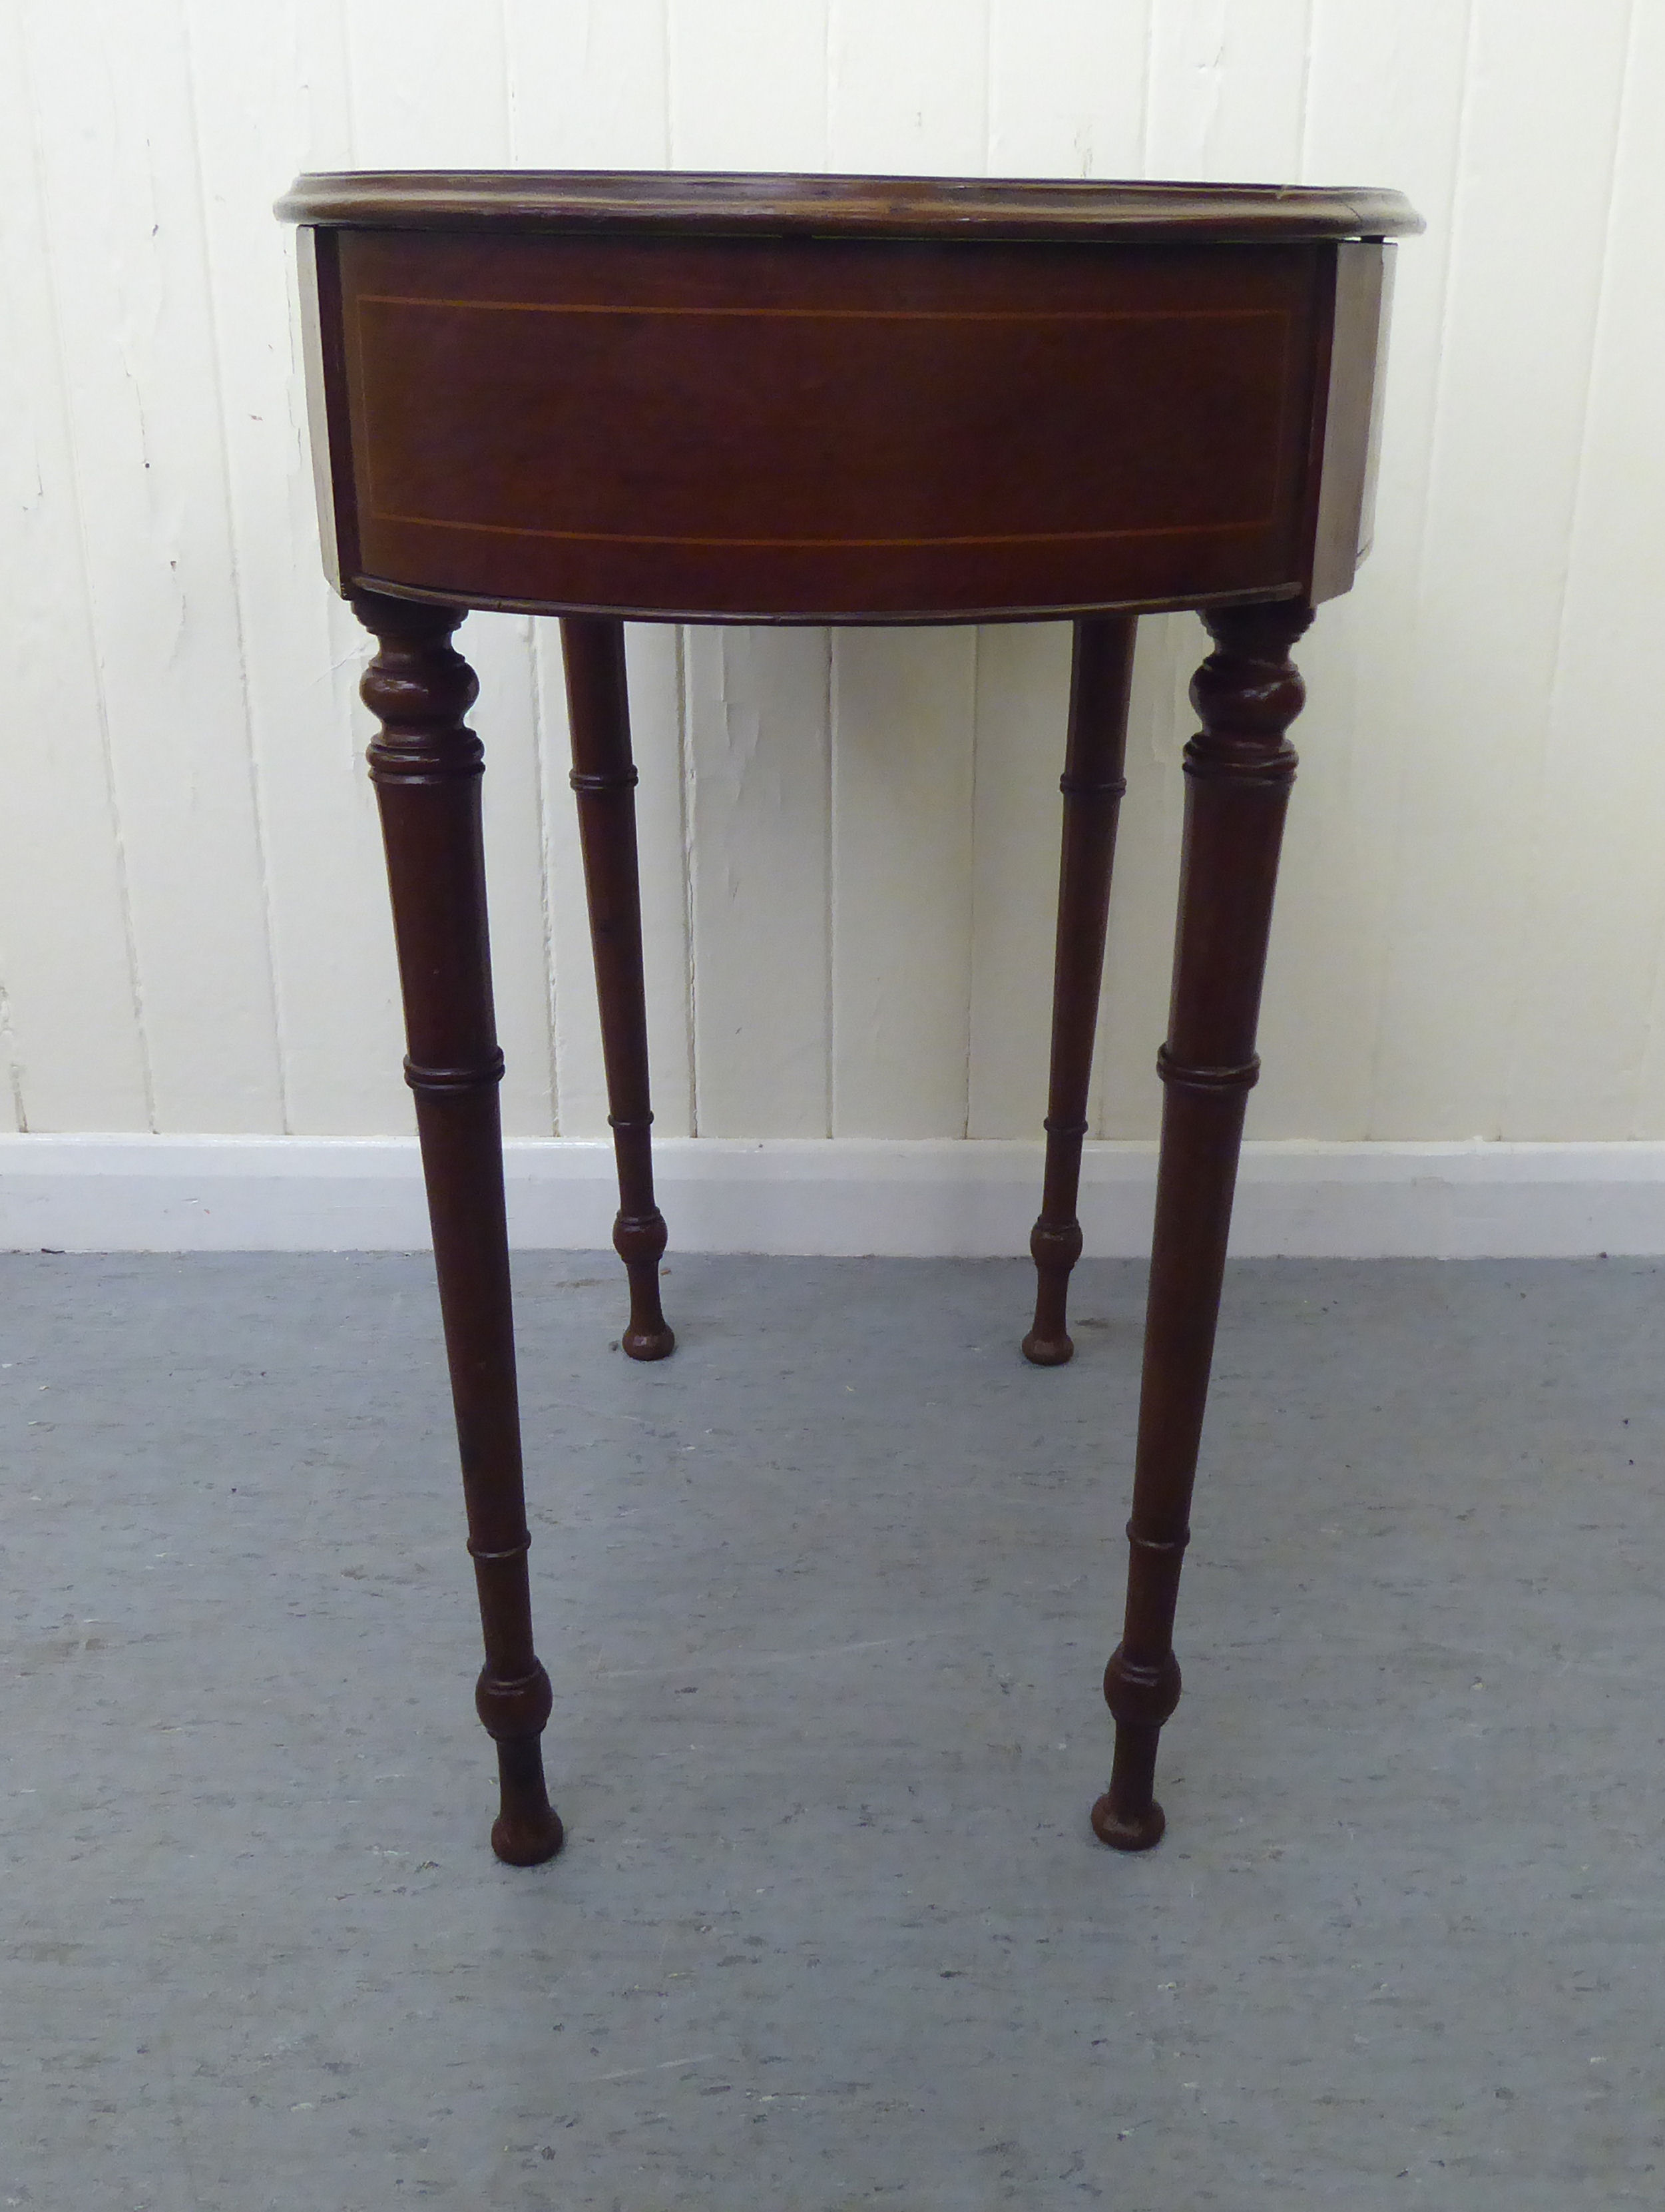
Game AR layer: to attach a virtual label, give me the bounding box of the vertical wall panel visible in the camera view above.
[1370,0,1632,1138]
[341,0,511,166]
[966,625,1072,1141]
[1615,0,1665,1141]
[185,1,409,1139]
[0,3,150,1133]
[1146,0,1314,180]
[688,629,832,1137]
[504,0,671,168]
[25,0,286,1134]
[987,0,1148,176]
[1286,0,1477,1141]
[669,0,829,169]
[1510,1,1665,1137]
[832,632,979,1136]
[828,0,990,175]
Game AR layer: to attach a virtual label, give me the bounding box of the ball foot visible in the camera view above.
[1090,1791,1166,1852]
[622,1321,675,1361]
[491,1802,565,1866]
[490,1736,565,1865]
[1021,1328,1074,1366]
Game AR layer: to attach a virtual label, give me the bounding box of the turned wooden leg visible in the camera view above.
[354,589,563,1868]
[1092,599,1313,1851]
[560,616,674,1362]
[1023,615,1137,1365]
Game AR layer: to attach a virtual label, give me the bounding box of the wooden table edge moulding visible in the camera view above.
[276,170,1422,1866]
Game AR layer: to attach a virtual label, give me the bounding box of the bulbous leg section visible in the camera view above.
[1022,1217,1082,1366]
[1091,1781,1166,1853]
[1092,1647,1182,1851]
[622,1317,676,1362]
[477,1664,563,1864]
[614,1205,674,1361]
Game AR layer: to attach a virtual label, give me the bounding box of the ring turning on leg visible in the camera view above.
[354,589,563,1866]
[1092,599,1312,1850]
[561,616,675,1361]
[1023,616,1137,1365]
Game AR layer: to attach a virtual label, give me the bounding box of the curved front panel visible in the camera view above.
[322,229,1334,621]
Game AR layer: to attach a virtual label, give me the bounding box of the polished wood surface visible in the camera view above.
[1023,617,1135,1367]
[1094,598,1311,1850]
[561,615,675,1362]
[276,169,1422,246]
[308,220,1395,622]
[281,170,1417,1865]
[353,587,563,1866]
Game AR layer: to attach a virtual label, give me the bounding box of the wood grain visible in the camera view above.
[537,621,692,1139]
[1096,595,1313,1851]
[354,587,564,1865]
[328,228,1340,621]
[276,168,1420,241]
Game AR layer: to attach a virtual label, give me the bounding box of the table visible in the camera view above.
[277,171,1421,1866]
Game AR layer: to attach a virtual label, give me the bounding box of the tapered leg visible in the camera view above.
[560,616,674,1361]
[1092,599,1313,1851]
[1023,616,1137,1364]
[353,589,563,1868]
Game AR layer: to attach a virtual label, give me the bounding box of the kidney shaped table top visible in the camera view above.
[278,170,1422,1866]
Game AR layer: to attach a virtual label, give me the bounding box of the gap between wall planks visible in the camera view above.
[5,1,1665,1149]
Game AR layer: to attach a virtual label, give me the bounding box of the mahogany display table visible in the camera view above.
[277,171,1421,1865]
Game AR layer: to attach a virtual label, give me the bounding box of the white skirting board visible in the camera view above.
[3,1134,1665,1258]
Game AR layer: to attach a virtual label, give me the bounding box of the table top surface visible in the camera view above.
[276,170,1423,245]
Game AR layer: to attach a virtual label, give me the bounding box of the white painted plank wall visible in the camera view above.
[1369,0,1636,1141]
[0,3,151,1134]
[23,0,286,1136]
[5,0,1664,1155]
[687,627,830,1137]
[187,0,402,1140]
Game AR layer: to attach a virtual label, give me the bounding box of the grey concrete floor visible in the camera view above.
[3,1252,1664,2209]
